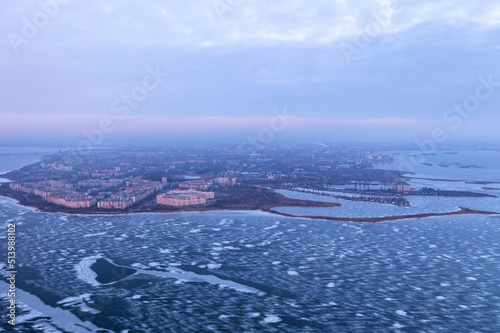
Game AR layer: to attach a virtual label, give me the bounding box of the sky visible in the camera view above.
[1,0,500,146]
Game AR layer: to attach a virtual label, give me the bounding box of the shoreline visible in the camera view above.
[264,207,500,223]
[1,158,499,223]
[409,176,500,185]
[2,193,498,223]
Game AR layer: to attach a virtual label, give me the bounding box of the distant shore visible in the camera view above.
[264,207,500,223]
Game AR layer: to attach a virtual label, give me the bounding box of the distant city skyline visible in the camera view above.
[1,0,500,144]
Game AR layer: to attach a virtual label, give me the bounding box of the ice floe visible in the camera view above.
[262,315,282,324]
[74,255,102,287]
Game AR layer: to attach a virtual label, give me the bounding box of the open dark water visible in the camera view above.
[0,150,499,332]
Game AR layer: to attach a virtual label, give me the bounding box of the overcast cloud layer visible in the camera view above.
[1,0,500,144]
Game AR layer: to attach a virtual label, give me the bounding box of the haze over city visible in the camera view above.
[1,0,500,145]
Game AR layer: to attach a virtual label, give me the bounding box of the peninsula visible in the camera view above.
[0,145,497,222]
